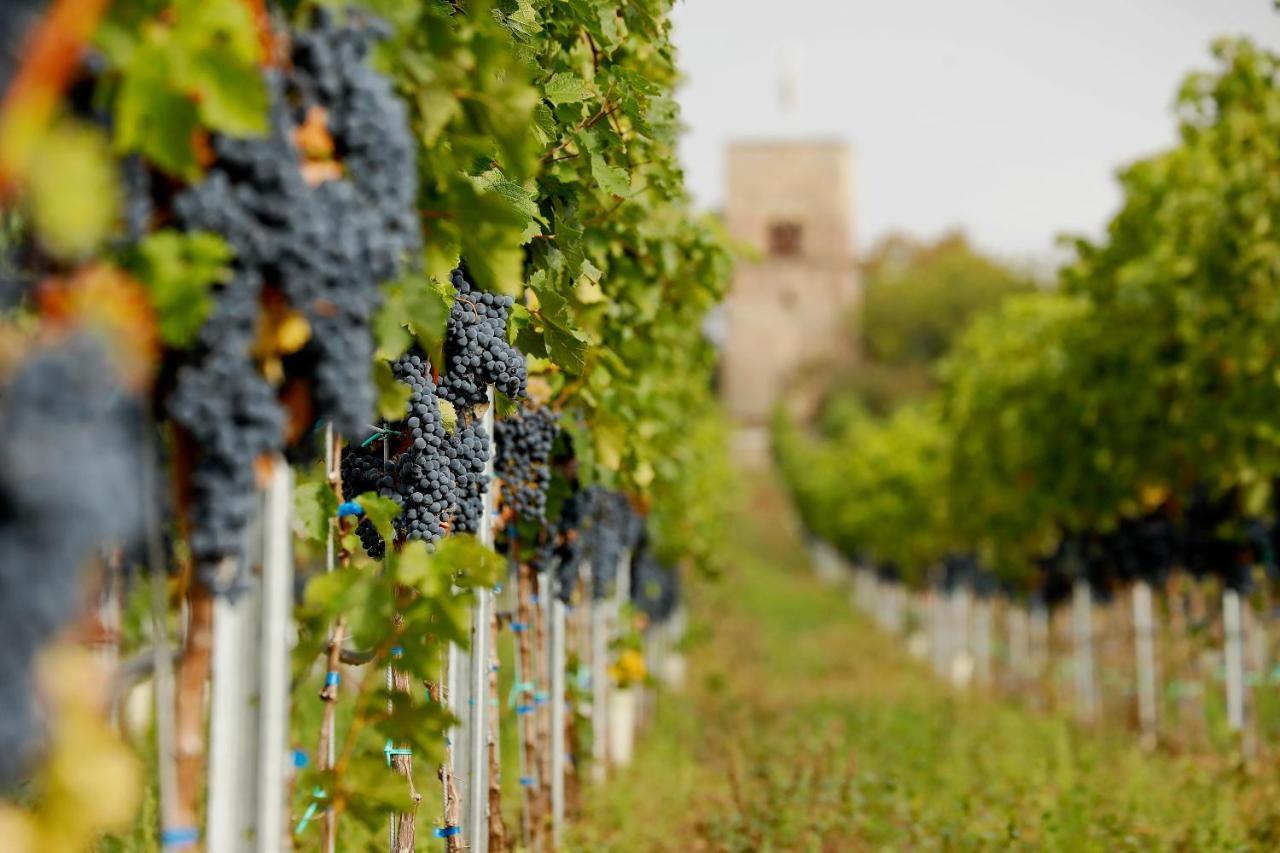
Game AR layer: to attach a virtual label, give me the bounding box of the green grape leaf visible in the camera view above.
[373,359,411,422]
[26,121,120,260]
[354,491,401,546]
[590,154,631,197]
[294,481,338,545]
[133,230,231,347]
[543,72,590,105]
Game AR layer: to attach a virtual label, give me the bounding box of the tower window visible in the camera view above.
[768,221,803,257]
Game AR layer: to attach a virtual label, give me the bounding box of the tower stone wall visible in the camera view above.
[721,140,861,435]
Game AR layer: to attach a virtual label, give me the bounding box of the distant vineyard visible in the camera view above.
[779,38,1280,749]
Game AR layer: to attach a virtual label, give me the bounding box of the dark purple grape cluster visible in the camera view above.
[173,11,417,440]
[168,269,285,592]
[0,335,147,787]
[552,490,586,600]
[278,10,420,434]
[340,442,396,559]
[580,487,645,600]
[437,267,528,407]
[494,406,558,522]
[167,11,421,584]
[630,543,680,625]
[339,348,506,557]
[447,419,491,534]
[288,8,418,266]
[390,355,454,544]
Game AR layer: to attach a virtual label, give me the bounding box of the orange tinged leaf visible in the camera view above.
[295,105,335,160]
[0,0,111,189]
[37,263,160,391]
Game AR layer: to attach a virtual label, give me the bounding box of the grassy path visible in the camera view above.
[569,484,1280,851]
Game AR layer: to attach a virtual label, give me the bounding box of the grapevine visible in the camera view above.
[0,0,729,847]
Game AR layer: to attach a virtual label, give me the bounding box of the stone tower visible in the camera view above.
[720,140,860,448]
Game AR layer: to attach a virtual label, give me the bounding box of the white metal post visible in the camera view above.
[1007,604,1028,686]
[1133,580,1158,742]
[951,585,972,686]
[466,586,489,850]
[611,549,635,767]
[1072,578,1097,724]
[1224,587,1245,732]
[209,458,295,852]
[590,569,607,784]
[974,597,992,687]
[206,582,259,852]
[256,461,293,852]
[467,398,496,851]
[1029,599,1049,707]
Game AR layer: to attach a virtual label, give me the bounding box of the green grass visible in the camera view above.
[569,483,1280,852]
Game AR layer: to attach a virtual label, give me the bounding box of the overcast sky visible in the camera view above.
[670,0,1280,264]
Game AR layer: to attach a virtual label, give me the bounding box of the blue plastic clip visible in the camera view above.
[294,788,327,835]
[162,827,200,847]
[516,704,534,715]
[324,672,340,687]
[519,775,537,787]
[337,500,364,518]
[433,826,461,839]
[390,646,404,657]
[510,621,527,632]
[293,749,309,768]
[360,426,403,448]
[384,740,413,766]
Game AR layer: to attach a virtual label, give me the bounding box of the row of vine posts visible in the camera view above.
[811,540,1270,757]
[130,411,685,851]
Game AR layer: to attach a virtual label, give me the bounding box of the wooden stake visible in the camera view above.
[175,584,213,841]
[550,595,567,847]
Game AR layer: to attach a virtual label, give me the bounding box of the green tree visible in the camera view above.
[861,231,1037,367]
[827,231,1036,414]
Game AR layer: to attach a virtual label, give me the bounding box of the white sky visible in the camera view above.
[670,0,1280,264]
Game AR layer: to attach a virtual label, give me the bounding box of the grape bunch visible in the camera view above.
[552,488,587,602]
[173,10,417,439]
[280,10,420,434]
[447,419,491,534]
[288,8,418,264]
[494,406,558,522]
[630,543,680,625]
[167,269,285,592]
[339,350,502,558]
[437,267,528,408]
[168,11,422,583]
[390,355,455,545]
[580,487,645,600]
[340,442,396,559]
[0,335,146,787]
